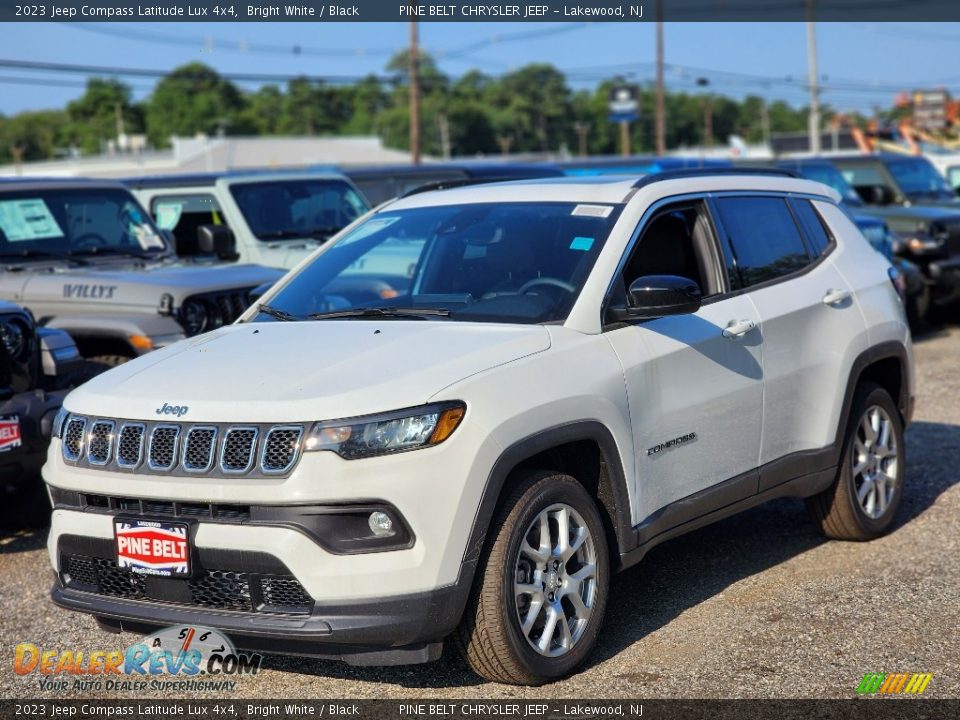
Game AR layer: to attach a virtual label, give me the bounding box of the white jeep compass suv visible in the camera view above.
[44,170,913,685]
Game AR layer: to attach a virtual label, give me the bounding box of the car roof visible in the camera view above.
[341,162,564,179]
[0,177,129,191]
[387,170,839,210]
[123,169,350,189]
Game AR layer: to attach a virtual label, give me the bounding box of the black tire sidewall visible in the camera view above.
[495,475,610,681]
[841,386,905,536]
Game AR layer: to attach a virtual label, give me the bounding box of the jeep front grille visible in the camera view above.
[86,420,115,465]
[148,426,180,470]
[116,424,145,468]
[60,415,303,478]
[221,428,258,473]
[63,417,87,461]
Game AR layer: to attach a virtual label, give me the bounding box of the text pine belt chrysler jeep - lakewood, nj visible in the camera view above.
[44,171,914,685]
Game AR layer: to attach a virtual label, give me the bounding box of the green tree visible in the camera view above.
[64,78,142,155]
[0,110,70,163]
[145,63,247,147]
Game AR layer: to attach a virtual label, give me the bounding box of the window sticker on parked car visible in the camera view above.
[570,236,596,251]
[0,198,65,241]
[154,201,183,231]
[572,204,614,218]
[339,215,401,245]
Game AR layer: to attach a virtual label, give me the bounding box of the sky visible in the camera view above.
[1,22,959,116]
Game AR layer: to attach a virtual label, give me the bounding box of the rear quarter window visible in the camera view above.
[790,198,833,256]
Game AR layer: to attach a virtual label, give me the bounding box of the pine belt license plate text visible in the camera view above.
[114,519,191,577]
[0,415,22,453]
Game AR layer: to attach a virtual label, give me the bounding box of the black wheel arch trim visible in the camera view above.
[461,420,635,572]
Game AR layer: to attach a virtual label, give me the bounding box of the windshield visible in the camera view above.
[256,201,622,325]
[886,158,956,201]
[0,188,168,260]
[796,164,863,206]
[229,179,370,241]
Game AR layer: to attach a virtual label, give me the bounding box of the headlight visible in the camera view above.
[0,317,26,360]
[179,299,209,336]
[304,402,466,459]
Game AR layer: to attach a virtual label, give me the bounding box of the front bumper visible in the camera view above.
[51,533,465,665]
[0,389,67,490]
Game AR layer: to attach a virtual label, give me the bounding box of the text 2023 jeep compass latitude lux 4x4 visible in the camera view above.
[44,171,913,685]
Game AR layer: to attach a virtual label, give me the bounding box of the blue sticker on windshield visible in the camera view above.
[570,236,595,251]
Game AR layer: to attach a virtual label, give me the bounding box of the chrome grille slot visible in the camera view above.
[148,425,181,471]
[221,428,258,473]
[182,427,217,472]
[62,416,87,462]
[86,420,115,466]
[57,416,303,477]
[261,426,303,474]
[116,424,145,468]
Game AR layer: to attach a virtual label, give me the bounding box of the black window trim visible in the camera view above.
[600,192,730,329]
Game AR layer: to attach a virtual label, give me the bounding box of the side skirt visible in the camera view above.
[618,452,837,571]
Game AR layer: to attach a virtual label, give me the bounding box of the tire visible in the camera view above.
[456,470,609,685]
[807,383,904,540]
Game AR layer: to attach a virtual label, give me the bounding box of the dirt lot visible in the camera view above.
[2,327,958,700]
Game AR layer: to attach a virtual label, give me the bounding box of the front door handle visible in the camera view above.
[822,288,851,306]
[723,319,756,339]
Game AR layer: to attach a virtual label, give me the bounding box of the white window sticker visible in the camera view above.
[154,202,183,231]
[571,204,614,218]
[0,198,65,241]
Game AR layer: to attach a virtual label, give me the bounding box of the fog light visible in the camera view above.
[368,511,394,537]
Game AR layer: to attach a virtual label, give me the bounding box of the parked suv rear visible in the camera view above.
[44,171,912,685]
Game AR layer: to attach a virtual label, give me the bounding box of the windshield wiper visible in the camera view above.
[307,307,451,321]
[0,249,89,265]
[257,304,300,322]
[67,247,150,259]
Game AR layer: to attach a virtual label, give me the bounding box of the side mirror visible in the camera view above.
[37,327,82,380]
[610,275,702,321]
[197,224,238,260]
[159,229,177,254]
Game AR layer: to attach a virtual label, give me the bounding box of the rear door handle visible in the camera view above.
[722,319,756,339]
[822,288,851,306]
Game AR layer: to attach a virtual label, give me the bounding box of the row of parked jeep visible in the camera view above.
[1,153,958,523]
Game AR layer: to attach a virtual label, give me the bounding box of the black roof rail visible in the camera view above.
[399,176,519,198]
[632,167,799,189]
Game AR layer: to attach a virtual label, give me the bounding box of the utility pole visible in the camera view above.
[806,1,821,154]
[408,18,421,165]
[696,77,713,150]
[655,0,666,156]
[573,122,590,157]
[619,120,631,157]
[761,99,771,148]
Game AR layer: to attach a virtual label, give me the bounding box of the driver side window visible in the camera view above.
[620,202,721,302]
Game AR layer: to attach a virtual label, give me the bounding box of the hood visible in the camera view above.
[4,262,284,312]
[66,320,551,423]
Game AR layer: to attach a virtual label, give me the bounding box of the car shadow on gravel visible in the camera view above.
[0,528,48,554]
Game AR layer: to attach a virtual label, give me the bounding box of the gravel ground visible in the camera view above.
[2,326,958,700]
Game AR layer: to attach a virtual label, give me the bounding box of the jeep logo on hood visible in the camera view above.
[156,403,189,418]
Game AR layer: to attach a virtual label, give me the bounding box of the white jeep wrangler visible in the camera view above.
[44,170,913,685]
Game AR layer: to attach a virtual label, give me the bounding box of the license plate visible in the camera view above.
[0,415,22,453]
[114,519,191,577]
